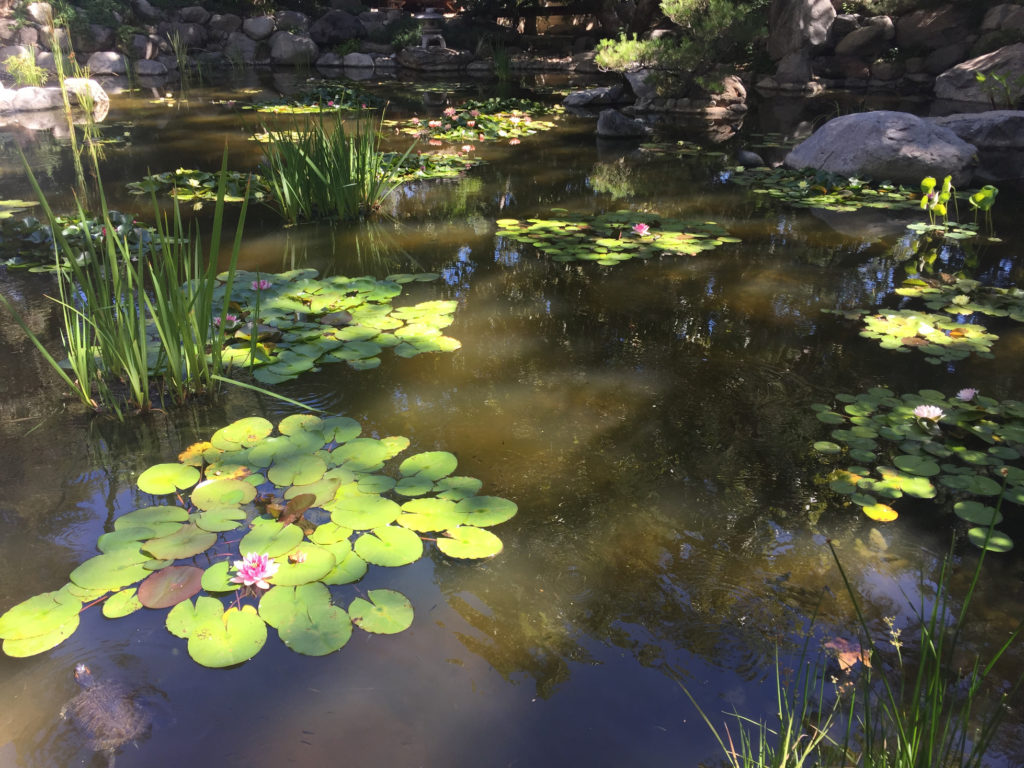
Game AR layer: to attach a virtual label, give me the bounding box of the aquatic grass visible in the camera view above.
[828,521,1023,768]
[260,112,414,226]
[0,151,249,418]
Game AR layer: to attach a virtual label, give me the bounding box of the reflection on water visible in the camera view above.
[2,75,1024,767]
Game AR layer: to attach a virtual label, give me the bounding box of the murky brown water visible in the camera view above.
[2,71,1024,767]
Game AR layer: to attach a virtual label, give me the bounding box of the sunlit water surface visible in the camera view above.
[2,71,1024,768]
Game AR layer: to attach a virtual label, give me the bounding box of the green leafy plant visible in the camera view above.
[0,152,249,418]
[495,209,739,266]
[259,113,414,225]
[127,168,270,203]
[974,70,1024,109]
[812,386,1024,551]
[0,414,518,666]
[4,50,48,86]
[968,184,998,236]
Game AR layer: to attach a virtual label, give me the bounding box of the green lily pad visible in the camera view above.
[2,617,80,657]
[190,478,257,510]
[394,476,434,497]
[114,506,190,530]
[310,522,352,545]
[398,451,458,480]
[436,526,504,559]
[167,597,268,668]
[260,584,353,656]
[320,549,367,585]
[70,550,152,592]
[102,588,143,618]
[455,496,518,527]
[99,524,183,553]
[211,417,274,450]
[270,543,336,586]
[284,477,342,507]
[967,527,1014,552]
[434,476,484,501]
[201,561,237,593]
[136,464,201,495]
[396,497,465,532]
[348,589,413,635]
[328,494,402,530]
[953,501,1003,526]
[354,526,423,567]
[239,518,304,558]
[137,565,204,609]
[267,454,327,487]
[143,523,217,561]
[893,455,941,477]
[330,439,391,472]
[194,507,247,533]
[0,589,82,641]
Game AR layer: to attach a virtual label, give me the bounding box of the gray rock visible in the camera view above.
[466,59,492,75]
[209,14,242,36]
[563,84,627,108]
[830,13,860,42]
[243,16,276,41]
[159,21,207,50]
[896,4,967,51]
[71,23,115,54]
[736,148,766,166]
[316,52,346,68]
[870,59,904,80]
[25,2,52,26]
[0,44,32,70]
[981,4,1024,33]
[395,46,473,71]
[62,77,108,109]
[132,0,162,23]
[595,108,648,138]
[931,110,1024,183]
[275,10,310,33]
[342,51,374,68]
[177,6,210,25]
[835,16,893,58]
[11,86,63,111]
[17,26,38,47]
[129,33,160,60]
[624,69,658,100]
[86,51,127,75]
[785,110,977,185]
[134,58,167,76]
[775,50,813,83]
[269,31,318,66]
[934,43,1024,104]
[309,10,365,47]
[767,0,836,61]
[224,32,259,64]
[924,41,968,75]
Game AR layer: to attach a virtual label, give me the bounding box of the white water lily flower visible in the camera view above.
[913,404,944,421]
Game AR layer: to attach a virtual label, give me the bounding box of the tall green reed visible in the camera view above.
[260,112,414,226]
[0,152,249,419]
[679,511,1022,768]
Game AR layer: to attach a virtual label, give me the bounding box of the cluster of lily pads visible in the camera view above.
[213,269,461,384]
[639,141,726,160]
[245,83,382,114]
[0,198,35,220]
[0,414,517,666]
[0,211,158,271]
[393,97,562,144]
[495,209,739,266]
[126,168,270,203]
[812,387,1024,552]
[728,167,921,214]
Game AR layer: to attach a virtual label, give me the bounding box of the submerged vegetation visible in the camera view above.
[0,415,517,666]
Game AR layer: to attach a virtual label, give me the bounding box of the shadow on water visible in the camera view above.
[2,75,1024,767]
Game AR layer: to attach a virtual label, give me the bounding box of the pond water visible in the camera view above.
[2,70,1024,767]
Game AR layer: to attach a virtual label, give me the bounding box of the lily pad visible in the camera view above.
[114,506,189,530]
[136,464,201,495]
[167,597,267,668]
[0,589,82,641]
[201,561,237,593]
[436,526,504,559]
[348,589,413,635]
[102,589,143,618]
[320,549,368,585]
[353,526,424,567]
[954,501,1003,526]
[190,478,257,510]
[239,518,304,558]
[328,494,402,530]
[70,550,153,592]
[398,451,458,480]
[143,523,217,561]
[967,527,1014,553]
[270,543,336,586]
[455,496,518,527]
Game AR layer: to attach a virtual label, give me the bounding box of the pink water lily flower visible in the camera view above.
[230,552,279,589]
[956,388,979,401]
[470,109,480,117]
[913,404,944,421]
[428,120,442,128]
[466,120,475,127]
[509,137,520,145]
[410,116,420,124]
[443,106,457,117]
[461,144,475,153]
[213,314,238,327]
[251,279,272,291]
[632,223,651,236]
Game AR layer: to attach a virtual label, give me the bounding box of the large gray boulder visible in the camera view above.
[86,51,127,75]
[178,6,210,25]
[269,31,318,66]
[785,110,977,186]
[224,31,260,64]
[767,0,835,60]
[309,10,365,47]
[896,4,968,51]
[934,43,1024,105]
[275,10,310,33]
[395,46,473,71]
[982,4,1024,33]
[243,16,276,41]
[834,16,894,59]
[931,111,1024,184]
[563,84,628,108]
[11,86,63,111]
